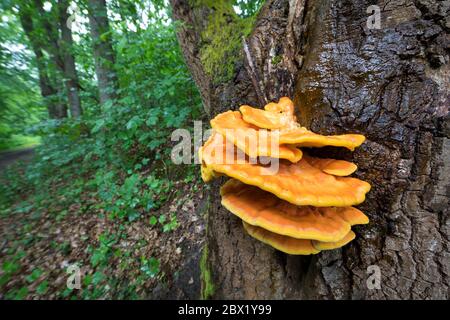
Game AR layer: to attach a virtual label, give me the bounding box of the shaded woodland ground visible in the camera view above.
[0,148,35,171]
[0,0,213,299]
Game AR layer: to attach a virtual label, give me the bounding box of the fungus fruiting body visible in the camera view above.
[210,111,303,162]
[200,132,370,207]
[221,179,368,242]
[213,103,366,151]
[243,221,320,255]
[303,155,358,176]
[239,97,295,129]
[199,97,371,255]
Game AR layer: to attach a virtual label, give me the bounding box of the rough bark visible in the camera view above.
[172,0,449,299]
[18,3,67,119]
[58,0,83,118]
[87,0,118,106]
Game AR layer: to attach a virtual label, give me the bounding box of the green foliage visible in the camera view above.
[233,0,265,17]
[0,0,202,209]
[25,268,43,283]
[0,135,41,151]
[0,250,26,295]
[0,0,206,300]
[36,280,48,294]
[140,256,160,278]
[5,286,29,300]
[0,11,45,150]
[271,55,282,65]
[90,233,118,267]
[162,214,178,232]
[149,215,158,225]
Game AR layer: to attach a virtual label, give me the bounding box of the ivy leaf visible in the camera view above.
[146,114,158,126]
[36,280,48,295]
[25,268,43,283]
[14,287,29,300]
[92,271,105,285]
[158,214,166,224]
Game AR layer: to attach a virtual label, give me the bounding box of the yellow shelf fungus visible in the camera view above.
[243,221,320,255]
[244,221,357,255]
[199,97,371,255]
[221,179,368,242]
[213,98,365,152]
[302,155,358,176]
[239,97,296,129]
[200,132,371,207]
[211,111,303,162]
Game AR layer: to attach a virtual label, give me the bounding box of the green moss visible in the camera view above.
[196,0,259,84]
[271,55,282,65]
[200,244,215,299]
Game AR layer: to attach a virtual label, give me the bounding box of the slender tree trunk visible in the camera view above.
[87,0,118,106]
[171,0,449,299]
[31,0,69,118]
[33,0,65,67]
[58,0,83,117]
[18,4,67,119]
[34,0,84,118]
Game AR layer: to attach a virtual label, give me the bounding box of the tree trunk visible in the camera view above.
[33,0,69,119]
[58,0,83,118]
[87,0,118,106]
[18,3,67,119]
[33,0,82,118]
[171,0,449,299]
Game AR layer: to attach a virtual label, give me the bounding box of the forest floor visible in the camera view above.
[0,148,35,172]
[0,159,207,299]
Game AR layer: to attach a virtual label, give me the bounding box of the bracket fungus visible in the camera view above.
[199,97,371,255]
[221,179,368,242]
[214,100,366,151]
[210,110,303,162]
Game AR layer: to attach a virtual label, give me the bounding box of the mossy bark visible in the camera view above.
[171,0,449,299]
[200,244,215,299]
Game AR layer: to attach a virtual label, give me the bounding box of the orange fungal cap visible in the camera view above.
[243,221,320,255]
[221,179,368,242]
[312,231,356,251]
[211,111,303,163]
[200,133,371,207]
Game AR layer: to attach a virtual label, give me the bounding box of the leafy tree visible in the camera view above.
[0,5,45,148]
[0,0,204,299]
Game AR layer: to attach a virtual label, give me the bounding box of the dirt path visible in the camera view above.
[0,148,35,172]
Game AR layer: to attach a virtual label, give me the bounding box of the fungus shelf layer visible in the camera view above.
[212,103,365,152]
[221,179,368,242]
[199,97,371,255]
[302,155,357,176]
[243,222,358,255]
[243,221,320,255]
[200,132,371,207]
[211,111,303,162]
[239,97,295,129]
